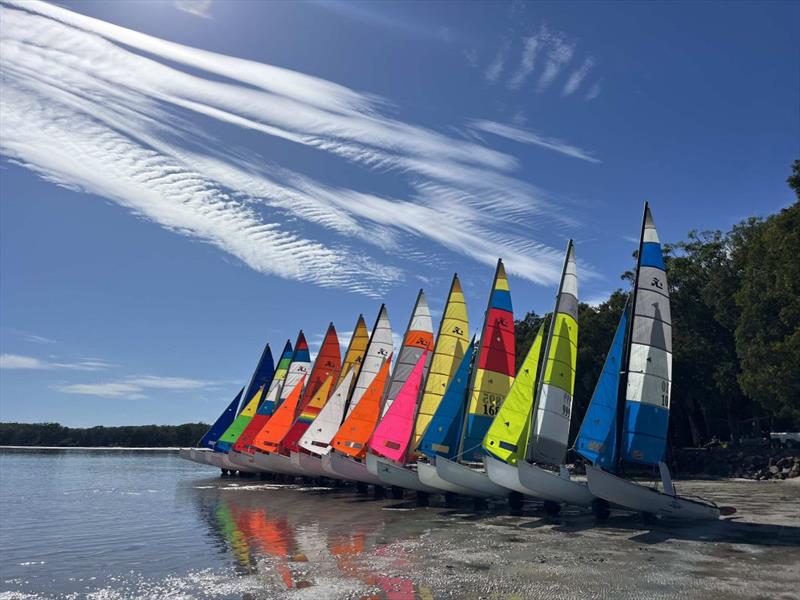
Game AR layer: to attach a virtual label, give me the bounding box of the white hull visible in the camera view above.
[417,460,477,496]
[207,452,225,469]
[435,456,509,498]
[367,453,440,493]
[517,461,594,507]
[179,448,212,466]
[250,451,300,476]
[325,452,382,485]
[483,455,531,495]
[290,451,337,479]
[586,464,720,520]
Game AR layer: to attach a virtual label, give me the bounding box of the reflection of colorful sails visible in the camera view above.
[214,504,253,571]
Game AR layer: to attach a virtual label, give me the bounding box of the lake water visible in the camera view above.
[1,449,799,599]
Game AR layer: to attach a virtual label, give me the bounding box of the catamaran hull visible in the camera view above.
[586,464,720,520]
[289,451,339,479]
[179,448,210,465]
[249,451,302,476]
[483,455,532,495]
[219,451,259,473]
[516,461,594,507]
[367,453,440,493]
[417,460,479,496]
[325,452,382,485]
[434,456,509,498]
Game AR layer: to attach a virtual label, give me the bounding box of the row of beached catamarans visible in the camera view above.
[181,204,732,521]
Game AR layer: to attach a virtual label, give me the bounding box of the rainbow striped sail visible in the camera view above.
[412,275,469,450]
[459,259,515,462]
[526,240,579,466]
[276,332,311,409]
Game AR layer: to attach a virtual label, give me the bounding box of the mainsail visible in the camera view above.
[368,350,428,462]
[198,388,243,449]
[527,240,579,465]
[380,290,433,417]
[234,339,292,452]
[298,323,341,413]
[338,315,370,394]
[240,342,277,414]
[331,358,391,459]
[622,204,672,465]
[251,375,306,453]
[412,274,469,449]
[276,332,311,409]
[215,386,265,452]
[575,301,629,469]
[482,324,545,464]
[297,369,355,455]
[460,259,515,461]
[281,374,336,453]
[344,305,392,417]
[417,341,475,461]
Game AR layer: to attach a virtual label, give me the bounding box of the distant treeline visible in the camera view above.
[516,161,800,449]
[0,422,210,447]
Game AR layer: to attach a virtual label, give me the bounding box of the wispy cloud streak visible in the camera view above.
[470,120,600,164]
[562,58,595,97]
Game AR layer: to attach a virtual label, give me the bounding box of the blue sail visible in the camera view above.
[198,388,243,449]
[575,305,629,469]
[241,343,275,412]
[622,206,672,466]
[418,341,475,461]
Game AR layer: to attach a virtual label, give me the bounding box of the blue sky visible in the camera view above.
[1,0,797,427]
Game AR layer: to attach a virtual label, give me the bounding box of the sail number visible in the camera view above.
[481,392,503,416]
[660,380,670,407]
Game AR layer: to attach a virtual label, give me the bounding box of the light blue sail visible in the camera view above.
[198,388,243,449]
[418,341,475,461]
[575,304,628,469]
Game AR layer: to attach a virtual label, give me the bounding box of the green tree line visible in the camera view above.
[0,422,209,447]
[515,161,800,448]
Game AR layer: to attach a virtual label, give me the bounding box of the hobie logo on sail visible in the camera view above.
[452,326,464,335]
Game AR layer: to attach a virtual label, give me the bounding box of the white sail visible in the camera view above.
[345,305,393,417]
[297,369,355,456]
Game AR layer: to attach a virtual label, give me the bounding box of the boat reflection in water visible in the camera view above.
[188,480,433,598]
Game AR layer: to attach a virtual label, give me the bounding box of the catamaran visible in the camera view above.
[578,204,723,520]
[368,274,469,494]
[420,259,516,498]
[179,388,243,466]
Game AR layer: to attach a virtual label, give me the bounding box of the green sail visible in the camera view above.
[482,324,545,464]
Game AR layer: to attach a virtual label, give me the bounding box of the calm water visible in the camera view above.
[1,449,799,599]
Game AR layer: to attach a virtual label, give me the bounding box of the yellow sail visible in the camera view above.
[339,314,370,393]
[412,274,470,448]
[482,324,545,464]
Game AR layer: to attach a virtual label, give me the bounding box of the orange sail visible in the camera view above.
[330,357,391,459]
[251,375,306,452]
[298,323,341,412]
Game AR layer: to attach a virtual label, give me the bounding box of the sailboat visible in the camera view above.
[319,305,394,482]
[245,325,342,475]
[295,307,391,478]
[179,387,243,465]
[428,259,516,497]
[514,240,594,511]
[328,290,433,485]
[579,204,722,520]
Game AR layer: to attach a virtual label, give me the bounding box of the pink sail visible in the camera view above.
[368,350,428,463]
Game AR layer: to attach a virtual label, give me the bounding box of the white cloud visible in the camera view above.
[470,120,600,164]
[562,58,595,97]
[175,0,212,18]
[0,1,593,292]
[536,31,575,93]
[54,375,213,398]
[55,382,145,398]
[508,35,541,89]
[0,353,112,371]
[586,82,602,101]
[485,39,511,83]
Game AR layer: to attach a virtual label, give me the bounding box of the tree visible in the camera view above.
[788,159,800,200]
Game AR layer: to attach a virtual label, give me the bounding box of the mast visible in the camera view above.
[526,239,572,462]
[456,259,502,461]
[343,304,385,416]
[615,202,649,469]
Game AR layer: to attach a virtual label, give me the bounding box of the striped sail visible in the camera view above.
[240,342,276,414]
[482,324,545,464]
[251,375,306,452]
[281,374,335,453]
[345,305,393,417]
[215,386,265,452]
[575,301,629,469]
[412,274,470,449]
[623,204,672,465]
[380,290,433,417]
[198,388,243,449]
[368,350,428,462]
[297,369,355,456]
[299,323,341,413]
[527,241,579,465]
[331,358,391,459]
[338,315,370,391]
[460,259,515,462]
[234,339,292,452]
[277,332,311,409]
[418,341,475,461]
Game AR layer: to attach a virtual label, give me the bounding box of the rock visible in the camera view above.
[769,465,780,475]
